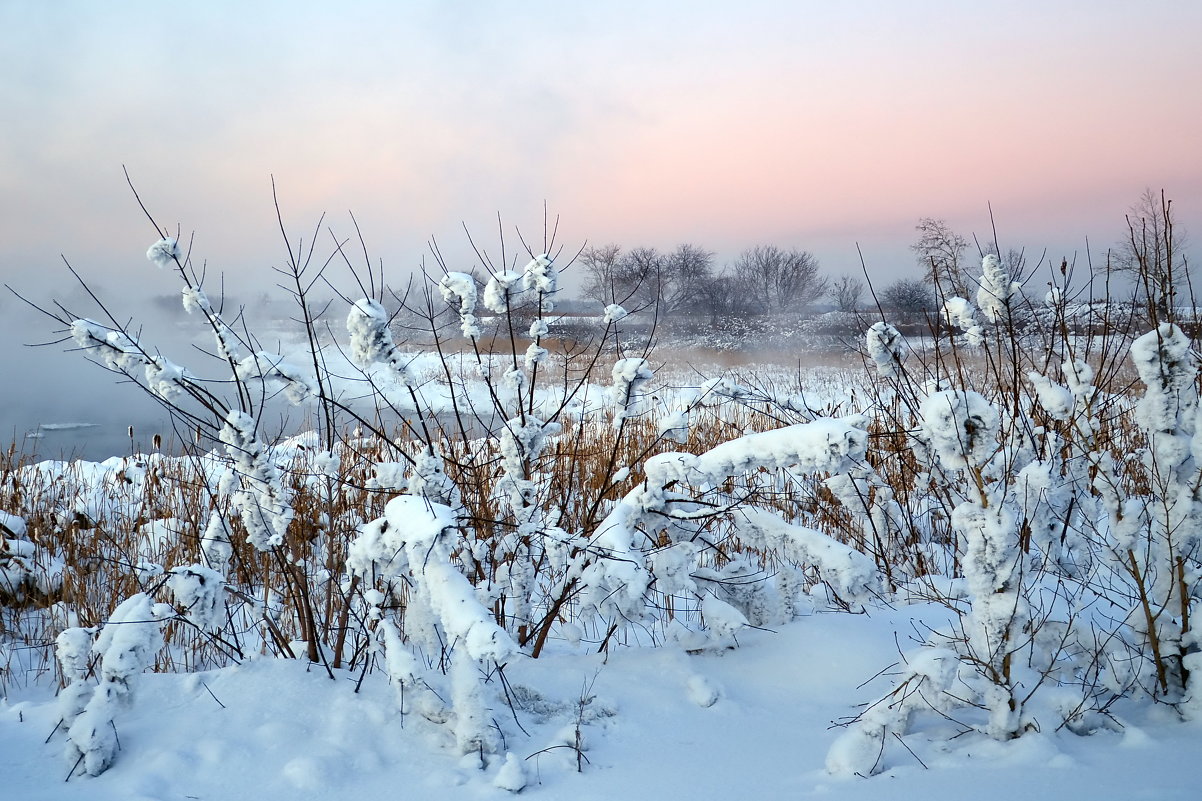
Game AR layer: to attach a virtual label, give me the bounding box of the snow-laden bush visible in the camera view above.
[826,253,1201,775]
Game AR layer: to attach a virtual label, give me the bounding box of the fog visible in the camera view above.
[1,283,177,461]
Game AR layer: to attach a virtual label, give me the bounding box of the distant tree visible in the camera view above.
[912,218,971,298]
[661,243,715,314]
[696,273,752,322]
[580,243,713,315]
[879,277,936,314]
[1113,188,1190,322]
[580,243,631,306]
[619,246,666,310]
[730,245,828,314]
[830,275,865,313]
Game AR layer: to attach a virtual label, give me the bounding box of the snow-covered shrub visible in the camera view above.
[1091,323,1201,703]
[0,532,64,605]
[64,593,169,776]
[824,249,1202,772]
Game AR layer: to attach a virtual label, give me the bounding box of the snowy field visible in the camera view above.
[2,606,1197,800]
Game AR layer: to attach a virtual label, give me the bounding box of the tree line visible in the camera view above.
[575,224,1027,320]
[576,189,1190,323]
[578,243,852,318]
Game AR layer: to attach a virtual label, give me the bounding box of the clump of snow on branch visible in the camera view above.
[919,389,999,469]
[199,510,234,572]
[234,351,315,405]
[346,298,415,387]
[219,411,293,551]
[610,357,654,426]
[942,296,984,345]
[976,254,1019,323]
[167,564,226,631]
[603,303,628,324]
[350,496,518,754]
[69,319,190,402]
[482,271,524,314]
[146,237,182,269]
[439,272,482,339]
[826,648,959,777]
[55,627,96,730]
[1027,371,1074,421]
[521,253,556,308]
[953,500,1027,738]
[736,507,881,608]
[865,322,904,377]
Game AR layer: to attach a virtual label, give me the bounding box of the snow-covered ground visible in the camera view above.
[2,603,1196,800]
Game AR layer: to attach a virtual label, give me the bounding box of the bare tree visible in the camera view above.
[661,243,715,315]
[580,243,630,306]
[580,243,713,315]
[830,275,865,312]
[731,245,828,314]
[1114,188,1190,322]
[696,273,752,322]
[879,277,936,314]
[912,218,971,298]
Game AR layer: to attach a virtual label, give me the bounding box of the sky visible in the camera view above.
[1,0,1201,452]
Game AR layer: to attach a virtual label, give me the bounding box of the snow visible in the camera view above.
[438,271,482,339]
[145,237,182,270]
[865,321,904,377]
[3,606,1197,799]
[976,254,1019,323]
[919,389,999,469]
[602,303,628,324]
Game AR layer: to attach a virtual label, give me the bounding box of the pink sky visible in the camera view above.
[2,0,1200,297]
